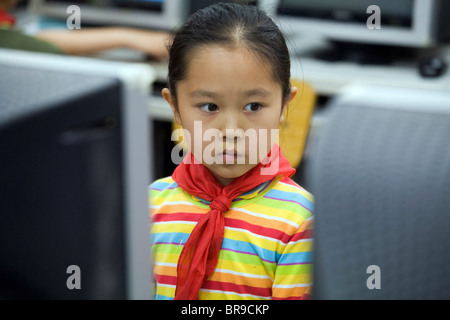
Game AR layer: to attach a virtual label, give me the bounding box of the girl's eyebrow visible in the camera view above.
[189,88,272,98]
[244,88,272,98]
[189,90,219,98]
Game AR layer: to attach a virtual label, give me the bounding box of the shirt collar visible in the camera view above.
[190,178,275,206]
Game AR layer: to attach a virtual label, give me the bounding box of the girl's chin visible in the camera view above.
[205,163,259,185]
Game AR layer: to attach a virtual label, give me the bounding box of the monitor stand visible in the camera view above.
[311,40,417,65]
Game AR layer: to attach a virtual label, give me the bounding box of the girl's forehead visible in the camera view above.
[188,44,263,64]
[183,44,278,86]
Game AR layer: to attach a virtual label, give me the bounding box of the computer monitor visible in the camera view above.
[33,0,189,30]
[0,48,154,299]
[305,84,450,299]
[260,0,450,59]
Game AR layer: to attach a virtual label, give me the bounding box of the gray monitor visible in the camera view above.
[260,0,450,48]
[0,48,154,299]
[306,84,450,299]
[32,0,189,31]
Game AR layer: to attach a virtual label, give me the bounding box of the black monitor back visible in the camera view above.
[0,49,153,299]
[307,85,450,300]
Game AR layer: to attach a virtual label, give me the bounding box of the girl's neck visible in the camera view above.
[211,172,234,186]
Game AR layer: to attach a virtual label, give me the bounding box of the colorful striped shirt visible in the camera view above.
[149,175,314,300]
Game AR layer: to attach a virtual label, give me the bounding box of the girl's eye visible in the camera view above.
[244,103,263,112]
[199,103,219,112]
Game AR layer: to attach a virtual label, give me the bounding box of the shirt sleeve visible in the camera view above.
[272,214,314,300]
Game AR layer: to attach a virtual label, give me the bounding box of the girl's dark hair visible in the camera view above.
[167,2,291,104]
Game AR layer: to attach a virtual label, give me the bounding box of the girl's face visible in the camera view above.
[163,44,297,185]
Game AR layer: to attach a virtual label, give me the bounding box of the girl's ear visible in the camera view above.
[162,88,182,125]
[280,86,298,123]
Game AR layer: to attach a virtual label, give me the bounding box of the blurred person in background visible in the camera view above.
[0,0,169,60]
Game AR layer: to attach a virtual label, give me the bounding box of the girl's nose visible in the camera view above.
[219,113,244,141]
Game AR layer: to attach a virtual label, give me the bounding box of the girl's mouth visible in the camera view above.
[219,150,243,163]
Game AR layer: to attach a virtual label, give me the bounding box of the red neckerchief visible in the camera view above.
[0,7,15,28]
[171,143,295,300]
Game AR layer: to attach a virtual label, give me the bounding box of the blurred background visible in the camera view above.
[2,0,450,300]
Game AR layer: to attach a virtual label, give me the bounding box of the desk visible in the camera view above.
[287,35,450,96]
[293,56,450,96]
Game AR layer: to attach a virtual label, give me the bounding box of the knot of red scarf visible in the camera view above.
[171,143,295,300]
[210,194,232,212]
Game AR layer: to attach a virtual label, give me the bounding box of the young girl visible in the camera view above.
[149,2,314,300]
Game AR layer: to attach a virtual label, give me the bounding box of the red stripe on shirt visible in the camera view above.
[202,280,272,298]
[152,212,204,223]
[225,217,291,243]
[290,229,313,242]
